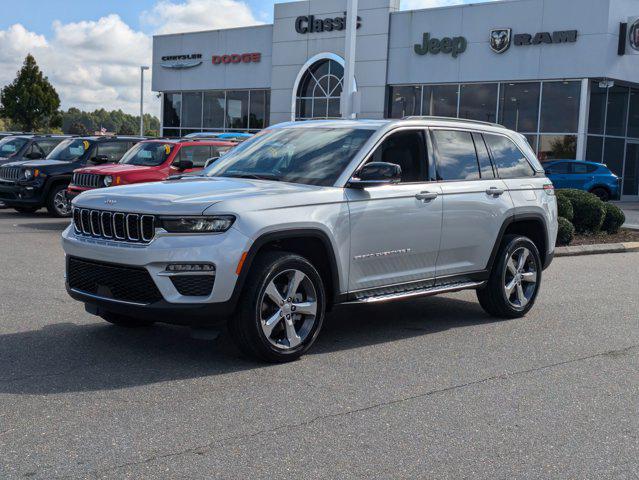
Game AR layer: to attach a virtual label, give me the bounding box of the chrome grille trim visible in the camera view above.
[0,167,21,181]
[72,207,155,244]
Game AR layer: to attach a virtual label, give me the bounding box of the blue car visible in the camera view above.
[543,160,621,201]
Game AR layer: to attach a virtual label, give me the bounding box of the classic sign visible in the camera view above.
[160,54,203,69]
[212,53,262,65]
[295,13,361,34]
[414,33,467,58]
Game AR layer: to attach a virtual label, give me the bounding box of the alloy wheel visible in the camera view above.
[259,269,318,350]
[54,190,71,216]
[503,246,538,309]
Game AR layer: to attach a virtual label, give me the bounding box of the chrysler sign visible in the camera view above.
[160,54,203,69]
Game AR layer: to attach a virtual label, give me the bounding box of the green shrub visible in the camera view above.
[556,217,575,246]
[556,195,574,222]
[601,202,625,234]
[557,189,605,234]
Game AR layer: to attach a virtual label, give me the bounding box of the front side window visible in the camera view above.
[484,134,535,179]
[366,130,427,183]
[432,130,480,181]
[47,139,92,161]
[0,137,28,157]
[120,142,173,167]
[206,127,373,186]
[96,142,132,163]
[545,162,571,174]
[179,145,212,167]
[35,139,64,156]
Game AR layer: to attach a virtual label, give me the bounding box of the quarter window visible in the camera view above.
[484,134,535,179]
[432,130,480,181]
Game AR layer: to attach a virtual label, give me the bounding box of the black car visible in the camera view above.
[0,134,70,166]
[0,136,143,217]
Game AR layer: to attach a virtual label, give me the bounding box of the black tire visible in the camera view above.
[101,311,155,328]
[477,235,542,319]
[228,250,326,363]
[46,184,72,217]
[14,207,39,214]
[590,187,610,202]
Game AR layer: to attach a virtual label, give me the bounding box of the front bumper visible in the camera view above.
[62,225,251,321]
[0,181,44,206]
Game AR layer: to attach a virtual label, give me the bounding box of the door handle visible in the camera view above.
[486,187,505,197]
[415,191,438,202]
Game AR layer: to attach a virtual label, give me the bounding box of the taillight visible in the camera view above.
[543,183,555,195]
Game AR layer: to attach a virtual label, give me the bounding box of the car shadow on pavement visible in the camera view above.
[14,221,71,231]
[0,296,495,395]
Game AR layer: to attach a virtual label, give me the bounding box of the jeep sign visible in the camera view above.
[414,33,467,58]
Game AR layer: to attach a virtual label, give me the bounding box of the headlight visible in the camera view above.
[159,216,235,233]
[23,169,33,180]
[104,175,113,187]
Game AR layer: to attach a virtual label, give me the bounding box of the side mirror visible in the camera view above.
[25,151,43,160]
[204,156,220,168]
[91,154,110,164]
[349,162,402,188]
[177,159,194,170]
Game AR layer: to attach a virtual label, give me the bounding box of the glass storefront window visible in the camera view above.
[162,128,180,139]
[540,81,580,133]
[603,137,625,177]
[588,81,607,135]
[163,93,182,128]
[181,92,203,128]
[296,59,344,120]
[586,136,603,163]
[388,86,422,119]
[606,85,629,137]
[425,85,458,117]
[226,91,249,129]
[459,83,497,123]
[203,91,225,129]
[538,135,577,162]
[524,135,538,152]
[249,90,267,130]
[499,82,540,133]
[627,89,639,139]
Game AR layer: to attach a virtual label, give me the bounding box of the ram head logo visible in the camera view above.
[490,28,512,54]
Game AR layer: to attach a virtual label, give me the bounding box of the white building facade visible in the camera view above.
[152,0,639,199]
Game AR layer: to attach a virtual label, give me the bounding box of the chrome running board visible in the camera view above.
[347,281,486,304]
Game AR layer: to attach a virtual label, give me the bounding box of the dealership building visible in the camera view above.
[152,0,639,199]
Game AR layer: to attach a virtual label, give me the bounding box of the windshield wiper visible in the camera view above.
[224,173,281,182]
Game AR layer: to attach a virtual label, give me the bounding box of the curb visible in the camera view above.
[555,241,639,257]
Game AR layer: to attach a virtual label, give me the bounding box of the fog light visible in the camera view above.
[166,264,216,273]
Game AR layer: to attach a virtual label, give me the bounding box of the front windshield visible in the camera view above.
[205,127,373,186]
[0,137,28,157]
[48,139,91,161]
[120,142,173,166]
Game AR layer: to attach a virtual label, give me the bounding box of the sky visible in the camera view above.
[0,0,497,118]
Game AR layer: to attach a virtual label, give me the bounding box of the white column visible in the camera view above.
[342,0,358,119]
[139,66,150,137]
[576,78,590,160]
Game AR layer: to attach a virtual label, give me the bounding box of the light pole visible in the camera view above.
[341,0,358,119]
[139,66,150,137]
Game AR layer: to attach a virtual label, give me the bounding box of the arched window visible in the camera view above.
[295,59,344,120]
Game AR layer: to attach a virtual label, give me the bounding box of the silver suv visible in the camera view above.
[62,118,558,362]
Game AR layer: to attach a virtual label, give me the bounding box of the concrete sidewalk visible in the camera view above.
[613,201,639,230]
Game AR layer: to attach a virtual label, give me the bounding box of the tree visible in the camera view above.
[69,122,89,136]
[0,54,61,131]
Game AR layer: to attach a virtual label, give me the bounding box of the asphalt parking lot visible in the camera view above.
[0,209,637,479]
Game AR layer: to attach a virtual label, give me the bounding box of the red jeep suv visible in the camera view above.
[67,139,235,200]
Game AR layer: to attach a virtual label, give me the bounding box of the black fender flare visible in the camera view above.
[42,175,73,198]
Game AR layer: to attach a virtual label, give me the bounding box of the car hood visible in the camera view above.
[74,164,156,175]
[72,176,326,215]
[1,159,70,169]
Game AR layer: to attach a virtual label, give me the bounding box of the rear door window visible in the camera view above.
[179,145,213,167]
[432,130,480,181]
[484,133,536,179]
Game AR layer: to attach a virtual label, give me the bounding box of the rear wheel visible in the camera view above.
[14,207,38,214]
[477,235,542,319]
[590,187,610,202]
[229,251,326,363]
[46,184,72,217]
[101,312,155,328]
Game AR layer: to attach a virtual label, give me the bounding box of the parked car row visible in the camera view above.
[0,133,248,216]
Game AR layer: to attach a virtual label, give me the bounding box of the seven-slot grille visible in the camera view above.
[73,173,103,189]
[0,167,21,181]
[73,207,156,243]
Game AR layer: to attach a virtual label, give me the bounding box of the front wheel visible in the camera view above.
[590,187,610,202]
[229,251,326,363]
[46,184,72,217]
[477,235,542,319]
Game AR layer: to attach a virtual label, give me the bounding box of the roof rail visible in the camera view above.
[402,116,504,128]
